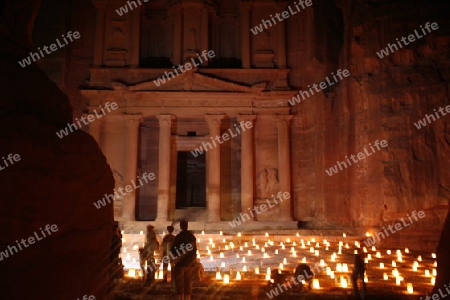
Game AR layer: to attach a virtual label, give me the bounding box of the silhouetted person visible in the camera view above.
[170,220,197,300]
[352,251,367,299]
[110,223,123,280]
[162,225,176,283]
[140,225,159,286]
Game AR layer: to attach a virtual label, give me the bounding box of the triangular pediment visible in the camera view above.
[128,71,265,93]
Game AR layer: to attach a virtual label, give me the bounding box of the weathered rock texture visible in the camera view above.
[288,0,450,290]
[29,0,450,294]
[0,0,114,299]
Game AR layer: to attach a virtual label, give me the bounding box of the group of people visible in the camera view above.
[139,220,200,300]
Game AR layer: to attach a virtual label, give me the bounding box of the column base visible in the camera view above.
[208,217,221,222]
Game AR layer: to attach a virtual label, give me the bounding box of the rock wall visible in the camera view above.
[0,0,115,298]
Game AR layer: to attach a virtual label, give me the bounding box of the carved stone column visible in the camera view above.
[237,115,256,220]
[201,8,209,66]
[92,0,107,67]
[156,115,175,222]
[130,6,141,67]
[123,115,142,221]
[274,115,294,221]
[240,2,252,68]
[205,114,225,221]
[276,2,287,68]
[170,4,182,66]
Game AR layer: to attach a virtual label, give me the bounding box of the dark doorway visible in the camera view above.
[176,151,206,208]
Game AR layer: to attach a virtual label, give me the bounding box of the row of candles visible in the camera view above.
[122,231,437,294]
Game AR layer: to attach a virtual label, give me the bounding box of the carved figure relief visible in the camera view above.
[258,168,279,197]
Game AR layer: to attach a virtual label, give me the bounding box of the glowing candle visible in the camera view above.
[396,277,401,285]
[392,261,396,267]
[425,270,431,277]
[223,274,229,284]
[255,267,259,274]
[158,270,163,279]
[216,270,222,280]
[379,263,384,269]
[371,246,376,251]
[275,249,278,255]
[237,232,241,237]
[392,268,399,277]
[342,263,349,272]
[242,265,247,272]
[311,238,316,243]
[248,250,252,256]
[320,259,325,267]
[244,242,248,247]
[431,277,436,285]
[312,279,320,289]
[236,271,241,280]
[406,283,413,294]
[432,253,436,259]
[220,231,223,235]
[336,263,343,272]
[405,248,409,253]
[265,232,269,237]
[220,252,224,258]
[242,257,246,263]
[225,245,229,250]
[417,255,422,262]
[139,231,143,235]
[376,252,381,258]
[236,253,240,258]
[221,262,225,268]
[340,276,348,288]
[279,263,283,270]
[127,268,136,278]
[240,246,243,251]
[283,258,287,265]
[315,250,319,256]
[210,255,214,261]
[302,257,307,263]
[364,275,368,283]
[387,250,391,255]
[287,238,291,243]
[383,273,388,280]
[343,233,346,237]
[310,247,315,253]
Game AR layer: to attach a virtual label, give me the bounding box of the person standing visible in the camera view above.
[351,249,367,299]
[161,225,176,283]
[140,225,159,286]
[170,220,197,300]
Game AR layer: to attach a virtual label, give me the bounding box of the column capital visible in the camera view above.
[239,0,253,10]
[157,114,176,127]
[274,115,293,127]
[125,114,143,126]
[92,0,108,9]
[205,114,225,127]
[237,114,257,123]
[275,1,289,11]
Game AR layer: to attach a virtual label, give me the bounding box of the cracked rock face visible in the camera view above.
[0,1,115,299]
